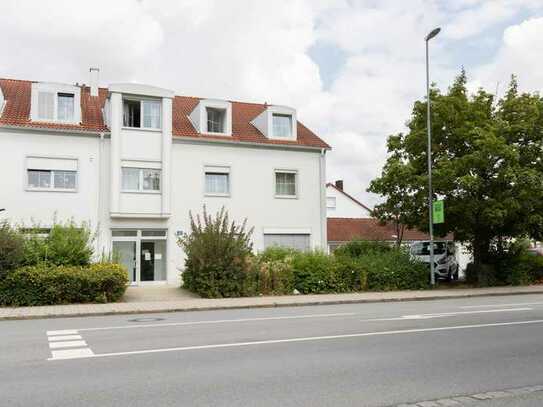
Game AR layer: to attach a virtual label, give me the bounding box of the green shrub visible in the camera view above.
[245,256,295,296]
[0,222,24,279]
[334,255,368,291]
[179,206,254,298]
[362,249,428,291]
[333,240,392,258]
[21,220,94,266]
[0,263,128,306]
[258,246,297,262]
[290,250,343,294]
[508,254,543,286]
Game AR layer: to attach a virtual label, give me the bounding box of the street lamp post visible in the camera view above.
[425,27,440,286]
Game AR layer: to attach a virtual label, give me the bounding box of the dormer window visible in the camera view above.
[31,83,81,124]
[189,99,232,136]
[206,107,226,133]
[123,98,161,129]
[272,114,292,138]
[251,105,297,140]
[37,92,74,121]
[57,93,75,121]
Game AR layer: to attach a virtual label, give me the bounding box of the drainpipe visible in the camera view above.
[96,132,105,256]
[319,148,327,252]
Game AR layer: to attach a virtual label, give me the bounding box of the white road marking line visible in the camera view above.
[47,318,543,361]
[361,307,533,322]
[77,312,357,332]
[49,340,87,349]
[47,329,78,336]
[51,348,95,359]
[48,335,82,341]
[461,302,543,309]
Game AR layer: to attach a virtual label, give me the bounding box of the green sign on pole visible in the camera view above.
[433,200,444,224]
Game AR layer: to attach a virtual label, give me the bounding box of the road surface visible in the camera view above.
[2,293,543,406]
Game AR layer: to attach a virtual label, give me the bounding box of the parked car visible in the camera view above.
[410,241,459,281]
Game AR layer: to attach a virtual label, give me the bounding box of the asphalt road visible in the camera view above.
[3,294,543,407]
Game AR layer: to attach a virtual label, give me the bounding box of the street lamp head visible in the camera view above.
[425,27,441,41]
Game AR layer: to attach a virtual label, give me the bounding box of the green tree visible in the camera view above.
[369,71,543,278]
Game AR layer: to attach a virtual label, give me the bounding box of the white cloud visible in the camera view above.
[474,17,543,95]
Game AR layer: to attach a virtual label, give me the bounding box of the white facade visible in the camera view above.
[326,183,372,218]
[0,80,328,286]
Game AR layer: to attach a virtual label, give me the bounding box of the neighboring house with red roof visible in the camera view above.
[325,180,434,251]
[0,69,330,285]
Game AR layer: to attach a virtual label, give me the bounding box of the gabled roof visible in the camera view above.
[326,182,373,212]
[0,78,330,149]
[327,217,433,242]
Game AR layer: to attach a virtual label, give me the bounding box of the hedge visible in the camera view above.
[0,263,128,306]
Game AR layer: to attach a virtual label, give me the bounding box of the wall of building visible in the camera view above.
[326,185,372,218]
[0,128,326,286]
[0,129,101,227]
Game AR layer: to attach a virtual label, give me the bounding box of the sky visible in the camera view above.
[1,0,543,206]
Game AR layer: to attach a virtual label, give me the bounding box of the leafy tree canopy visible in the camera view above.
[368,70,543,265]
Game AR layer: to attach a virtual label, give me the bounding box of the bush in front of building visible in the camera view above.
[244,256,296,296]
[22,220,94,267]
[0,263,128,306]
[362,250,429,291]
[179,206,255,298]
[0,222,25,279]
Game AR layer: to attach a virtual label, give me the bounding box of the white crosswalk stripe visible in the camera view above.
[46,330,94,360]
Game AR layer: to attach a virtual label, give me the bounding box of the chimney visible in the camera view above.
[335,180,344,191]
[89,67,100,97]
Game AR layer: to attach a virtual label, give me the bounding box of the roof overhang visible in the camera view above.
[108,83,174,99]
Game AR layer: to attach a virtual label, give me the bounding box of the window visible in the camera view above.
[38,92,54,120]
[37,92,75,122]
[142,169,161,191]
[272,114,293,138]
[204,166,230,195]
[123,99,161,129]
[57,93,74,121]
[275,171,297,197]
[206,107,226,133]
[122,168,161,192]
[27,169,76,190]
[264,234,310,251]
[326,197,336,209]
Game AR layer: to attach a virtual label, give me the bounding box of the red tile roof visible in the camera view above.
[327,217,439,242]
[0,78,329,149]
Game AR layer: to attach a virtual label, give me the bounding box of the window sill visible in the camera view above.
[204,193,231,198]
[121,190,161,195]
[274,195,298,199]
[201,131,232,137]
[26,187,77,193]
[122,127,162,133]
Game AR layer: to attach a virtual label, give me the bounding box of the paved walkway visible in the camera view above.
[2,285,543,320]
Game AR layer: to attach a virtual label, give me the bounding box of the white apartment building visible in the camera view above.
[0,69,330,285]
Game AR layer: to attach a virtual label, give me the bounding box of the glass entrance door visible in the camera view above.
[113,241,137,283]
[112,229,167,284]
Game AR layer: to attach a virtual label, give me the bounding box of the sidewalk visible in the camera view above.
[2,285,543,320]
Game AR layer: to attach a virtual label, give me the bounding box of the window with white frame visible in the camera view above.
[326,196,336,209]
[37,91,75,122]
[122,168,161,192]
[26,157,78,191]
[206,107,226,133]
[275,170,297,197]
[123,99,161,129]
[272,114,293,138]
[204,166,230,196]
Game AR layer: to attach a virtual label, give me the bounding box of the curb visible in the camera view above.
[2,287,543,321]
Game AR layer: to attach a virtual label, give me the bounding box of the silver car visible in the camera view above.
[410,241,459,281]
